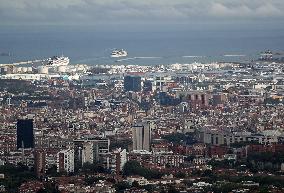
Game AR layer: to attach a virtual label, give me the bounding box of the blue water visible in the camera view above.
[0,26,284,65]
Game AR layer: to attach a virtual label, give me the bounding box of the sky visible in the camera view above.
[0,0,284,30]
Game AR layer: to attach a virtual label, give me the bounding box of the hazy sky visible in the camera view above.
[1,0,284,30]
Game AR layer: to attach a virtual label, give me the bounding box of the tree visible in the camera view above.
[0,163,37,193]
[132,181,140,188]
[115,181,131,192]
[168,185,179,193]
[202,169,213,177]
[82,162,105,174]
[36,188,47,193]
[212,182,239,193]
[46,165,58,176]
[143,184,154,192]
[42,182,61,193]
[174,172,186,178]
[123,161,162,179]
[84,177,95,186]
[123,161,141,176]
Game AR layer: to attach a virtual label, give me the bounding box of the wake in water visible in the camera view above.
[75,56,109,63]
[135,56,162,59]
[72,54,250,65]
[223,54,246,57]
[115,56,162,62]
[182,55,205,58]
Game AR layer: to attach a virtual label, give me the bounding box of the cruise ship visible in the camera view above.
[111,49,128,58]
[46,56,70,66]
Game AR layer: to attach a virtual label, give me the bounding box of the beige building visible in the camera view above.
[132,121,152,151]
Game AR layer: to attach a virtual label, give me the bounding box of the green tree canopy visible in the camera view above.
[123,161,162,179]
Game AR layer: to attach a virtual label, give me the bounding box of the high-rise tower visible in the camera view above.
[132,121,153,151]
[17,119,34,149]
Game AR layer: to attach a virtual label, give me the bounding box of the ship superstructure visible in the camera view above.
[111,49,128,58]
[47,56,70,66]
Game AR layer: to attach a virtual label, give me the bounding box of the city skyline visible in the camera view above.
[1,1,284,193]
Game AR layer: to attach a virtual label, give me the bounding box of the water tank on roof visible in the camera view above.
[38,66,49,74]
[27,67,33,72]
[22,67,28,73]
[57,65,67,73]
[17,67,22,73]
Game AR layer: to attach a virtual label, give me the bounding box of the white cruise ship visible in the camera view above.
[111,49,128,58]
[47,56,70,66]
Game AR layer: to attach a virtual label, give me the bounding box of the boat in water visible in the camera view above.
[259,50,273,60]
[46,56,69,66]
[111,49,128,58]
[0,52,11,56]
[258,50,284,62]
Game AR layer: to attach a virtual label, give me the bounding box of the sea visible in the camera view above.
[0,26,284,66]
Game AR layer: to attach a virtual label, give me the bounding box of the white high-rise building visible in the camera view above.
[57,149,74,173]
[109,148,127,174]
[82,142,94,164]
[74,138,110,169]
[132,121,153,151]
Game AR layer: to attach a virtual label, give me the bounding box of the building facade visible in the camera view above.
[57,149,74,173]
[132,122,152,151]
[17,119,34,149]
[124,75,142,92]
[73,137,110,170]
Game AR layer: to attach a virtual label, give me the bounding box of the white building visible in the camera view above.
[82,142,94,164]
[109,148,127,174]
[127,176,149,186]
[1,73,49,80]
[57,149,74,173]
[74,138,110,168]
[153,75,172,91]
